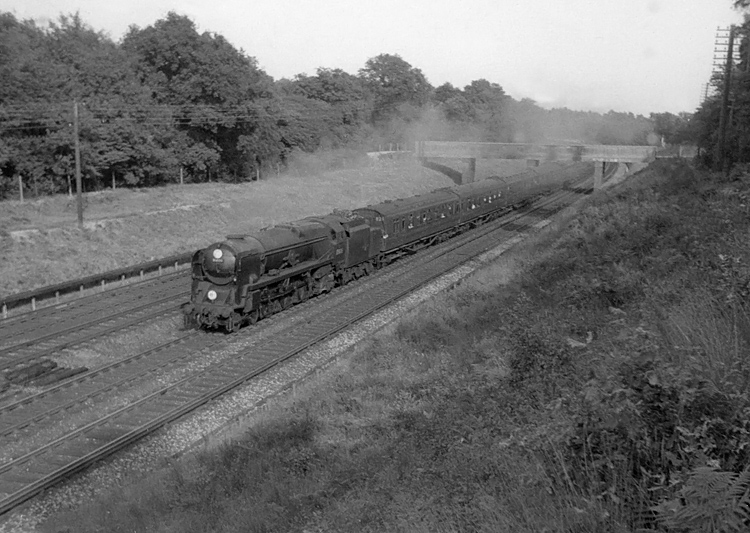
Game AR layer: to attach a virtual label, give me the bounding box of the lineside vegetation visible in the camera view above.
[48,160,750,532]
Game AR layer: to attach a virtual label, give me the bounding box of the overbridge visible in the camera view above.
[416,141,656,186]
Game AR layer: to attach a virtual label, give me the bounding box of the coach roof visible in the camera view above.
[354,188,459,218]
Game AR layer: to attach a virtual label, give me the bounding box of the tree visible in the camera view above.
[122,12,278,181]
[650,112,693,145]
[290,68,372,147]
[461,79,510,141]
[358,53,432,125]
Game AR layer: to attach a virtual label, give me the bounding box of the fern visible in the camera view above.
[654,466,750,532]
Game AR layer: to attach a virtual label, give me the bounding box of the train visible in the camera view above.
[182,162,593,332]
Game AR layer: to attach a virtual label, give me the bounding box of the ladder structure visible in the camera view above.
[704,26,742,103]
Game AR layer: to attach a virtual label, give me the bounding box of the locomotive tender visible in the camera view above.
[183,162,592,332]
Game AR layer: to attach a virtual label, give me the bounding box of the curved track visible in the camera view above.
[0,177,598,516]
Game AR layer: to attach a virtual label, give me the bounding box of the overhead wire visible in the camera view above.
[0,98,419,133]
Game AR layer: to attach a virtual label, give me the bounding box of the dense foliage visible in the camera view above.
[1,11,656,199]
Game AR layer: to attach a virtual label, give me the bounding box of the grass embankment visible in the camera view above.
[48,159,750,532]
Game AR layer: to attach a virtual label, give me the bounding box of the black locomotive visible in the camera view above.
[182,162,592,331]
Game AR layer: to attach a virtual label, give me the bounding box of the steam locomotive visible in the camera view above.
[182,162,593,332]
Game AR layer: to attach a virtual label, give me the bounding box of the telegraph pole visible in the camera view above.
[74,101,83,227]
[716,26,735,173]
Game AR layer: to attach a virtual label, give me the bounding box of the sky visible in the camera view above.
[0,0,744,116]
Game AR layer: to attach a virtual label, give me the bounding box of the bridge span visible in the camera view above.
[416,141,656,186]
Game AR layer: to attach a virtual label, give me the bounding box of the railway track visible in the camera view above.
[0,273,189,374]
[0,179,593,517]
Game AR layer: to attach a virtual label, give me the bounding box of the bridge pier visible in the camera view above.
[593,161,605,189]
[463,158,476,184]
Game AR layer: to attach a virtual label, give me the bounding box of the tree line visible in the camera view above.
[1,11,657,199]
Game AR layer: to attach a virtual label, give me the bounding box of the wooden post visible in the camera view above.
[716,25,735,173]
[18,175,23,202]
[180,167,184,185]
[74,101,83,227]
[67,175,72,197]
[112,170,115,190]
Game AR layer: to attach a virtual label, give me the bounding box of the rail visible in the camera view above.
[1,252,193,319]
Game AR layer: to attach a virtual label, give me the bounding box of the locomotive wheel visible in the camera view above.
[227,312,242,333]
[271,300,283,314]
[297,287,309,302]
[259,304,270,318]
[247,310,259,325]
[282,296,293,310]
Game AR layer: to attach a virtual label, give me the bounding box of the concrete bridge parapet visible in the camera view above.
[416,141,656,185]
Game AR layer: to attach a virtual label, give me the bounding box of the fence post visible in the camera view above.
[18,175,23,202]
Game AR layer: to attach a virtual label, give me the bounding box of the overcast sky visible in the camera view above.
[1,0,743,116]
